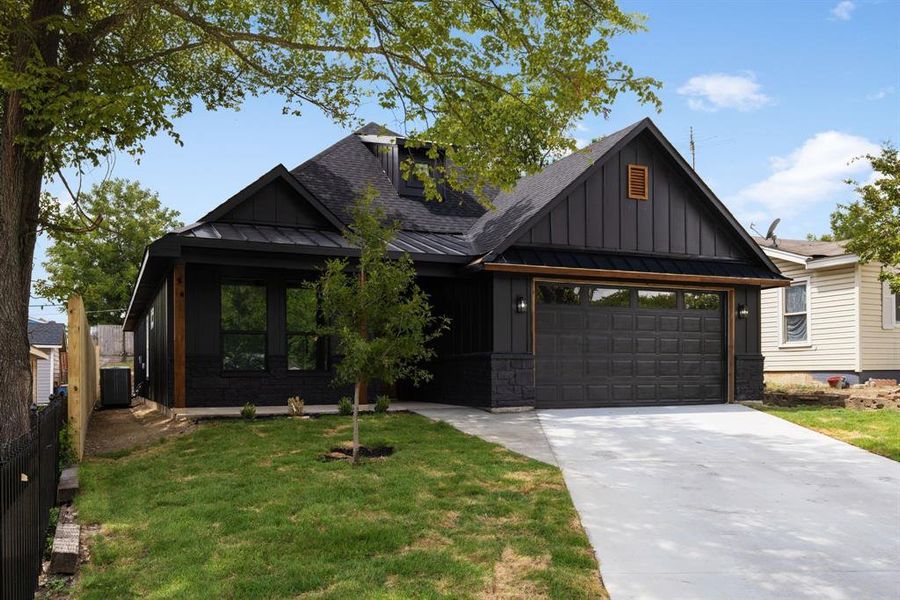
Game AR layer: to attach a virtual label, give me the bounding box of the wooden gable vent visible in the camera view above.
[627,164,649,200]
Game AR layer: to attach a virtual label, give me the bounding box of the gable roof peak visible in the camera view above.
[354,121,402,138]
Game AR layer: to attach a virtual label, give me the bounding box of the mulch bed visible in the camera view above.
[320,446,395,461]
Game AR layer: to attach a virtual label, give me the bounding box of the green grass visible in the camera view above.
[76,413,604,599]
[759,406,900,461]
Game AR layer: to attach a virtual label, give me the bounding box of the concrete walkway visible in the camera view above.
[412,406,557,465]
[538,405,900,600]
[172,401,459,419]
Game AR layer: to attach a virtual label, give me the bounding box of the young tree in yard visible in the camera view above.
[830,144,900,292]
[0,0,659,439]
[317,194,447,464]
[34,179,181,324]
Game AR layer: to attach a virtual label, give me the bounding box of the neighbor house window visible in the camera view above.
[221,282,267,371]
[783,281,809,344]
[637,290,676,309]
[286,286,319,370]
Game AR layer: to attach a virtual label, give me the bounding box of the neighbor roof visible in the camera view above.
[754,237,849,259]
[28,320,65,347]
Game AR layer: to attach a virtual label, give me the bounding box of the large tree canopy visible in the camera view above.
[1,0,660,198]
[831,144,900,292]
[0,0,659,438]
[34,179,182,323]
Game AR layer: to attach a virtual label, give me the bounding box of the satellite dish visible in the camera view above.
[765,218,781,241]
[750,218,781,248]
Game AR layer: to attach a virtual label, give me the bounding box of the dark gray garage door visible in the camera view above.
[535,283,725,408]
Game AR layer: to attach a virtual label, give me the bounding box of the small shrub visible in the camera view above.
[58,424,77,467]
[240,403,257,420]
[287,396,304,416]
[338,397,353,416]
[374,395,391,413]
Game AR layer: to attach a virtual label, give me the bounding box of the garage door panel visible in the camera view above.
[635,337,656,354]
[612,314,634,330]
[585,359,609,377]
[611,358,633,375]
[588,313,612,330]
[659,316,680,331]
[536,286,725,407]
[612,337,633,353]
[681,338,702,354]
[558,334,582,353]
[636,315,656,330]
[586,335,610,353]
[562,385,585,402]
[559,359,583,378]
[659,338,679,354]
[704,317,722,332]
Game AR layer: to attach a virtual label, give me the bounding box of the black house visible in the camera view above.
[124,118,787,411]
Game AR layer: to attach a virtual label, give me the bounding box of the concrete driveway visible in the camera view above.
[538,405,900,600]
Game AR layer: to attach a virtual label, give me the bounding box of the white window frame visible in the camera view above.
[780,277,812,347]
[883,281,899,329]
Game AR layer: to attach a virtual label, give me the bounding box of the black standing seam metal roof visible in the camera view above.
[178,222,474,257]
[495,247,784,280]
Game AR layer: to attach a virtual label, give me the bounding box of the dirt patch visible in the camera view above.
[480,547,550,600]
[764,386,900,411]
[319,445,394,461]
[84,402,194,458]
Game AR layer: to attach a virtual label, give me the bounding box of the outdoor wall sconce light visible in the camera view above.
[515,296,528,314]
[737,304,749,319]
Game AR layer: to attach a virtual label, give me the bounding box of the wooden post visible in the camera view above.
[173,262,186,409]
[67,295,97,460]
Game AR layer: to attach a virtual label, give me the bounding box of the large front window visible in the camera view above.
[221,282,267,371]
[286,286,319,370]
[783,281,808,344]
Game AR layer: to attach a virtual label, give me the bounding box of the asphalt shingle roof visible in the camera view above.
[28,320,65,346]
[754,237,848,258]
[290,134,486,234]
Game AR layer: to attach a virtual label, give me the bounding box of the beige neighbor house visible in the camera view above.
[756,238,900,385]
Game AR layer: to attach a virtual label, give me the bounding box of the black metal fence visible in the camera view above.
[0,396,67,600]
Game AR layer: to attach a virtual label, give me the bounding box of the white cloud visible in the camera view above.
[728,131,878,231]
[829,1,855,20]
[677,73,773,112]
[866,86,895,100]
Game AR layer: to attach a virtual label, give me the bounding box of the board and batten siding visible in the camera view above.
[761,258,858,371]
[514,133,750,261]
[859,263,900,370]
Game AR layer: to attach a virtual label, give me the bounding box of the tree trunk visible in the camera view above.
[0,0,62,442]
[0,93,46,442]
[351,379,363,465]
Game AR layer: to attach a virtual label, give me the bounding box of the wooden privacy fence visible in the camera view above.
[67,295,99,460]
[0,396,67,600]
[90,323,133,362]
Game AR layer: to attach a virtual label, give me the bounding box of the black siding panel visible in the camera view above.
[513,131,753,262]
[219,178,333,228]
[602,160,620,249]
[585,171,603,247]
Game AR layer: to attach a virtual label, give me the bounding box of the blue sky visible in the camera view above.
[30,0,900,322]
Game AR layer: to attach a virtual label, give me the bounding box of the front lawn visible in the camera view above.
[76,413,605,599]
[758,406,900,461]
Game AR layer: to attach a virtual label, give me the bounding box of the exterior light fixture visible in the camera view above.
[515,296,528,314]
[737,304,749,319]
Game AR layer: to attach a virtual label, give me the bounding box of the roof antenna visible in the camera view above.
[689,126,696,170]
[750,218,781,248]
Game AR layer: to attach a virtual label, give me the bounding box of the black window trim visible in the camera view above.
[285,282,329,373]
[220,279,269,374]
